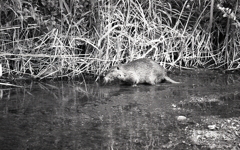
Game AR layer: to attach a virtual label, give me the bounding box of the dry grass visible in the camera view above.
[0,0,239,80]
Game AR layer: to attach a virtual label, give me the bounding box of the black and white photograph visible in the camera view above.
[0,0,239,149]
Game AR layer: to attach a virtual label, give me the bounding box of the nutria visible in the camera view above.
[104,58,180,86]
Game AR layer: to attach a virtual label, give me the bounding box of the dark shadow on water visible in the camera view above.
[0,70,240,149]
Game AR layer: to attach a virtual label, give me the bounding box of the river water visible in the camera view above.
[0,70,239,149]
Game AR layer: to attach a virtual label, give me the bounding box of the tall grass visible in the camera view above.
[93,0,240,71]
[0,0,239,80]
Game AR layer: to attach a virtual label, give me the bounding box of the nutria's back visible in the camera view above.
[121,58,166,82]
[104,58,179,85]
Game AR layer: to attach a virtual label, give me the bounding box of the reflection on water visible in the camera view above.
[0,70,239,149]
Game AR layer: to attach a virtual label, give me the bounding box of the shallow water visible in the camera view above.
[0,70,240,149]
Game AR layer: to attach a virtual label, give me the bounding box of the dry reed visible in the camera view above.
[0,0,239,80]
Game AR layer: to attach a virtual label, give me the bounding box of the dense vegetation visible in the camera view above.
[0,0,239,79]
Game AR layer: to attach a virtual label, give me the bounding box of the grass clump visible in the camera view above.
[0,0,239,80]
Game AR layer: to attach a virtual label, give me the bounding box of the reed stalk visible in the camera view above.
[0,0,239,80]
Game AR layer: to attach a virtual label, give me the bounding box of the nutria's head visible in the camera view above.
[103,66,125,83]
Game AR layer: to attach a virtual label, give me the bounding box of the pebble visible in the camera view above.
[177,116,187,121]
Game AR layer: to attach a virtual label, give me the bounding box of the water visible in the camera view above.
[0,70,239,150]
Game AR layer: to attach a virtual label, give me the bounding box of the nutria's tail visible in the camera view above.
[164,76,180,84]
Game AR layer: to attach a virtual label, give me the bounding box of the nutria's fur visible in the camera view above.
[104,58,180,86]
